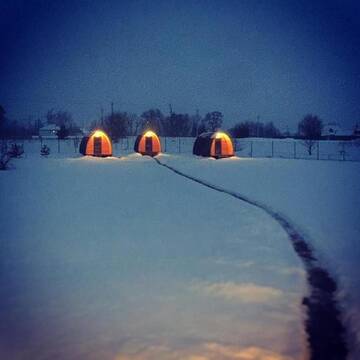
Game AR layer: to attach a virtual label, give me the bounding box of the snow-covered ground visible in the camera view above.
[0,153,307,360]
[160,154,360,359]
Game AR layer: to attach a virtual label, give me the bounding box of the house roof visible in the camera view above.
[322,123,354,137]
[40,124,60,131]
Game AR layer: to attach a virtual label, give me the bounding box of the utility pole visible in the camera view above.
[196,108,200,136]
[168,103,173,115]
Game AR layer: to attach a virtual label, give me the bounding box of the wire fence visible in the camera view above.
[4,137,360,161]
[233,138,360,161]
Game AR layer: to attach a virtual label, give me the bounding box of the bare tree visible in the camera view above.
[229,122,250,138]
[133,116,145,136]
[126,113,139,136]
[190,111,201,137]
[264,121,281,138]
[140,109,164,135]
[163,113,191,137]
[338,141,348,161]
[46,109,73,128]
[56,124,69,140]
[301,138,318,156]
[203,111,223,132]
[298,114,323,155]
[103,112,129,141]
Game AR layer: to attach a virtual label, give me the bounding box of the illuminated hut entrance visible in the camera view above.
[134,131,161,156]
[215,138,222,156]
[93,136,102,156]
[145,136,152,154]
[193,131,234,158]
[79,130,112,157]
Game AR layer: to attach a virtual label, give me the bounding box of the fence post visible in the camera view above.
[317,141,320,160]
[271,141,274,157]
[178,137,181,153]
[294,142,296,159]
[164,136,167,152]
[250,141,253,157]
[58,138,60,153]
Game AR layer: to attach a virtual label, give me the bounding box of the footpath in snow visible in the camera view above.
[159,153,360,360]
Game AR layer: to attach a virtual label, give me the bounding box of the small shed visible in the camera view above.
[79,130,112,157]
[193,131,234,158]
[134,131,161,156]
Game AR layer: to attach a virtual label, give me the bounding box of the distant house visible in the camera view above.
[39,124,60,138]
[322,123,356,140]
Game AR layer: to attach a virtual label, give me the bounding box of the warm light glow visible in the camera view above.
[144,130,156,138]
[93,130,104,137]
[209,131,234,157]
[215,131,227,139]
[84,129,112,156]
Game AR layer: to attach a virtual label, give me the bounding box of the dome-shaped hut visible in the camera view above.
[193,131,234,158]
[79,130,112,157]
[134,130,161,156]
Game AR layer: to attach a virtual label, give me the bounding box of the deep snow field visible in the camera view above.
[0,145,359,360]
[160,153,360,359]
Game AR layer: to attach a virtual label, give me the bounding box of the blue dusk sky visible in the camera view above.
[0,0,359,131]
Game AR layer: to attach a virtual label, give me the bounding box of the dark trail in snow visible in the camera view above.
[153,157,348,360]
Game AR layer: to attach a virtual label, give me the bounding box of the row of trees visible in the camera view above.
[0,107,83,139]
[89,109,224,141]
[229,121,282,138]
[228,114,323,154]
[0,105,35,138]
[229,114,323,140]
[0,105,223,140]
[0,104,323,147]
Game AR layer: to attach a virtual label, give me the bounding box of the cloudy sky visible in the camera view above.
[0,0,359,131]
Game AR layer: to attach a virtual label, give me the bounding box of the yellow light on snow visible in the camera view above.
[93,130,104,137]
[144,130,156,138]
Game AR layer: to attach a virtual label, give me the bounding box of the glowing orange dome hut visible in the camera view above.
[79,130,112,157]
[134,130,161,156]
[193,131,234,158]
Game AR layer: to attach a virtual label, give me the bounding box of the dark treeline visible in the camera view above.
[89,108,225,141]
[0,104,323,143]
[0,105,38,139]
[229,121,282,138]
[0,106,82,139]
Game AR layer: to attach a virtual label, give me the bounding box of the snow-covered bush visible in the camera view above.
[0,141,24,170]
[40,144,50,156]
[0,141,10,170]
[7,143,24,158]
